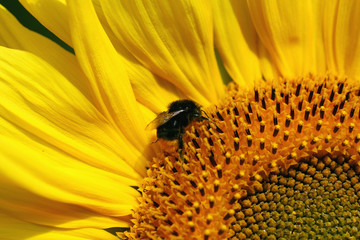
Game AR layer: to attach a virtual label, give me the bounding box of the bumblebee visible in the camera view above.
[147,100,210,160]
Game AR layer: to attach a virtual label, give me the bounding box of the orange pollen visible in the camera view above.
[123,74,360,239]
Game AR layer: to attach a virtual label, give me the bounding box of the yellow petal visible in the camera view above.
[115,43,186,113]
[97,11,185,113]
[0,177,130,228]
[318,0,337,74]
[0,48,143,220]
[9,2,177,114]
[100,0,224,105]
[99,13,185,113]
[16,0,194,111]
[333,0,360,80]
[0,213,119,240]
[212,0,262,87]
[68,0,149,152]
[19,0,115,50]
[19,0,72,46]
[0,5,93,102]
[258,43,279,81]
[247,0,324,77]
[0,46,146,179]
[0,121,138,216]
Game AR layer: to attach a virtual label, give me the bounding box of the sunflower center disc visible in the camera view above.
[123,74,360,240]
[233,155,360,239]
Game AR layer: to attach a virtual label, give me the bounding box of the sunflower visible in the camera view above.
[1,0,360,239]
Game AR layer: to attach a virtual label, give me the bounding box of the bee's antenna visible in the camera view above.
[201,110,220,129]
[151,138,159,144]
[201,110,211,119]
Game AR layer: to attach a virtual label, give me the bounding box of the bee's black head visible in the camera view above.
[168,100,200,113]
[168,99,202,121]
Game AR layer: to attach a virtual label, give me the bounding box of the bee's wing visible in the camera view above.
[145,110,185,130]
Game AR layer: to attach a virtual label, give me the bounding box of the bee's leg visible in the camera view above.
[177,130,185,172]
[178,132,184,162]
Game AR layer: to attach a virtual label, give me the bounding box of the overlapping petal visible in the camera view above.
[0,46,147,178]
[0,46,141,234]
[0,115,139,215]
[100,0,224,105]
[19,0,211,110]
[212,0,263,86]
[0,213,119,240]
[112,43,186,113]
[19,0,71,45]
[68,0,152,153]
[247,0,324,78]
[246,0,360,81]
[0,174,131,228]
[0,5,92,102]
[321,0,338,73]
[333,0,360,80]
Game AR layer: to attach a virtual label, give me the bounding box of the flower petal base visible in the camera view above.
[123,74,360,239]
